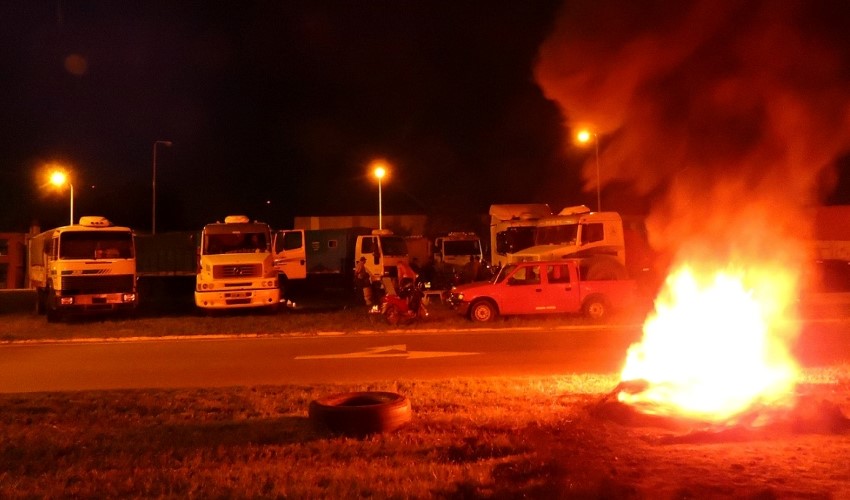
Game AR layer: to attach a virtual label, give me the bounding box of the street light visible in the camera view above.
[49,170,74,225]
[152,140,173,235]
[577,129,601,212]
[371,161,388,230]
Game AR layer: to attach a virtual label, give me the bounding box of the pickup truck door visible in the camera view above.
[273,230,306,280]
[544,263,582,313]
[498,263,572,315]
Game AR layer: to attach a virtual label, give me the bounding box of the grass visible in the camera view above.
[3,289,850,497]
[0,298,644,342]
[1,371,849,498]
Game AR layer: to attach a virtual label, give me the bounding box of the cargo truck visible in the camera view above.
[195,215,279,311]
[274,227,409,296]
[29,216,137,321]
[489,203,551,269]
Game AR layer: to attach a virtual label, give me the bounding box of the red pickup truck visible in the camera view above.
[447,260,636,322]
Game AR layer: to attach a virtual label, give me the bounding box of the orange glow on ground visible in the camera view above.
[619,263,800,424]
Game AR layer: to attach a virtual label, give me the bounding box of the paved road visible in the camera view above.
[2,318,849,393]
[2,325,643,393]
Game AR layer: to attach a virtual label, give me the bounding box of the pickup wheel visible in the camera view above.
[583,294,609,320]
[469,299,497,322]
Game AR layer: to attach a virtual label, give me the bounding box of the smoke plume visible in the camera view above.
[536,0,850,267]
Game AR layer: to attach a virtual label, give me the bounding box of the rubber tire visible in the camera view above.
[309,391,412,436]
[583,295,609,320]
[45,288,61,323]
[584,256,628,281]
[469,299,497,322]
[35,288,45,315]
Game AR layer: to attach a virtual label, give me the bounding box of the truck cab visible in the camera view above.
[433,232,484,271]
[508,206,626,279]
[195,215,279,311]
[489,203,551,269]
[355,229,409,282]
[29,216,137,321]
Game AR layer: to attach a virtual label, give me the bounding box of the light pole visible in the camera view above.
[50,170,74,225]
[152,140,173,235]
[371,161,387,230]
[577,130,601,212]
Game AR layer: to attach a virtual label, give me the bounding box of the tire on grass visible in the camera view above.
[308,391,412,436]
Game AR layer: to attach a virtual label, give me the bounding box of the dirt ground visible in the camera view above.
[532,383,850,498]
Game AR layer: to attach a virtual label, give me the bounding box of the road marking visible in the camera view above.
[294,344,478,360]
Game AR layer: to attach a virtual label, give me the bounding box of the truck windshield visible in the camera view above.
[204,232,269,255]
[60,231,134,259]
[380,236,407,256]
[443,240,481,256]
[535,224,578,245]
[496,227,535,255]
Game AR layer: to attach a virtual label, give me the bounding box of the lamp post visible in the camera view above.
[49,170,74,225]
[152,140,173,235]
[371,161,387,230]
[577,130,601,212]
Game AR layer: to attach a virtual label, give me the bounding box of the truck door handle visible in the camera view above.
[564,286,572,291]
[535,288,543,292]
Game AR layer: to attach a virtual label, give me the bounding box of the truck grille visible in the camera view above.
[214,264,262,279]
[61,275,135,294]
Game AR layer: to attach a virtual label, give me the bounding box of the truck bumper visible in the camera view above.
[194,288,280,310]
[52,292,138,314]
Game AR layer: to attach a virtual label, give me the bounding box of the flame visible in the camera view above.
[619,263,800,424]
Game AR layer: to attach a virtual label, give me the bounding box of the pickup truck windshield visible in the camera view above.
[495,264,518,284]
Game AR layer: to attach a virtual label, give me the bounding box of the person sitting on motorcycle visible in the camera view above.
[396,260,418,293]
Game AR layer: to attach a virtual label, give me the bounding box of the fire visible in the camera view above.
[619,263,800,424]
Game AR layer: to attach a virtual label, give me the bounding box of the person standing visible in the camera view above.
[354,256,373,306]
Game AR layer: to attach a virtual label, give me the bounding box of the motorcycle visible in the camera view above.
[369,279,429,325]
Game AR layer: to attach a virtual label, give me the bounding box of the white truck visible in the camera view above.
[489,203,552,269]
[433,232,484,272]
[273,227,409,294]
[508,205,629,280]
[29,216,137,321]
[195,215,279,311]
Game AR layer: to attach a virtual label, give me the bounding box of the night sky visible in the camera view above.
[2,1,850,244]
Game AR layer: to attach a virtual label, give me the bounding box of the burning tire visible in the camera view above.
[582,294,609,320]
[309,391,412,436]
[469,299,498,322]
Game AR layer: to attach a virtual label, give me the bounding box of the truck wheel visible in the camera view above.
[35,288,45,315]
[469,300,497,322]
[45,288,62,322]
[309,391,412,436]
[583,295,609,320]
[584,256,628,281]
